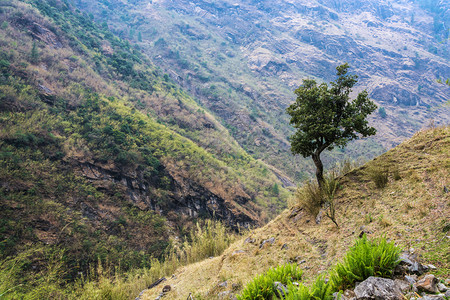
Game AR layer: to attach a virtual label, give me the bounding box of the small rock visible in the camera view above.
[274,282,288,298]
[444,186,449,193]
[231,250,246,256]
[399,253,415,266]
[354,277,403,300]
[298,259,306,264]
[259,237,275,249]
[244,237,255,244]
[437,283,448,292]
[217,291,231,299]
[427,264,437,270]
[446,279,450,285]
[315,210,323,224]
[281,243,289,250]
[218,281,228,288]
[415,274,439,293]
[409,261,427,275]
[162,285,171,293]
[395,279,414,293]
[404,275,417,285]
[421,295,444,300]
[446,290,450,298]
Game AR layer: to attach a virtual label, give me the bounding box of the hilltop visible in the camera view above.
[141,126,450,299]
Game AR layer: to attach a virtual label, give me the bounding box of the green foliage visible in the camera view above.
[240,236,400,300]
[368,166,389,188]
[237,264,303,300]
[30,42,39,64]
[330,235,401,291]
[285,277,334,300]
[287,64,377,185]
[295,172,339,227]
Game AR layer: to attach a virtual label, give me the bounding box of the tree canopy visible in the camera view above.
[287,63,377,185]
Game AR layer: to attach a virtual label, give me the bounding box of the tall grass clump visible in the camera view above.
[330,235,401,291]
[77,220,237,299]
[176,219,235,264]
[237,264,303,300]
[285,277,333,300]
[368,166,389,188]
[295,172,340,227]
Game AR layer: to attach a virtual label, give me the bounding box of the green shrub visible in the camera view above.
[285,277,333,300]
[330,235,401,291]
[237,264,303,300]
[295,173,339,227]
[368,166,389,188]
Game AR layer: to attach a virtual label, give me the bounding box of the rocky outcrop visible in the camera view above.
[75,161,258,228]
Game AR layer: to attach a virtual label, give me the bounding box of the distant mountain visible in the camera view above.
[71,0,450,180]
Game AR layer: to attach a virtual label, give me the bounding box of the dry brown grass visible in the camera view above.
[141,126,450,299]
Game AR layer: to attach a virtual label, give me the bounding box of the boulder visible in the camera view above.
[354,277,403,300]
[415,274,439,293]
[437,283,448,292]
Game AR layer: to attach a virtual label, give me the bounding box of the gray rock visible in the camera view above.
[427,264,437,270]
[420,295,444,300]
[446,290,450,298]
[394,279,414,293]
[404,275,417,285]
[409,261,427,275]
[259,237,275,248]
[281,243,289,250]
[415,274,439,293]
[354,276,403,300]
[232,250,246,256]
[218,291,231,299]
[274,281,288,298]
[218,281,228,288]
[399,253,415,266]
[437,283,447,292]
[244,237,255,244]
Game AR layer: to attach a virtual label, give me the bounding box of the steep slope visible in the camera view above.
[141,126,450,299]
[69,0,450,182]
[0,0,290,281]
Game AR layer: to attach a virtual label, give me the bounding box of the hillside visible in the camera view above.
[141,126,450,300]
[70,0,450,181]
[0,0,291,285]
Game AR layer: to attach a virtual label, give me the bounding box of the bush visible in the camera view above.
[295,173,339,227]
[368,166,389,188]
[330,235,401,291]
[237,264,303,300]
[285,277,333,300]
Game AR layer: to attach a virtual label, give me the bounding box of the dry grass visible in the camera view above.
[141,126,450,299]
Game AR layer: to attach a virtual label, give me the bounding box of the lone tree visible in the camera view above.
[287,63,377,187]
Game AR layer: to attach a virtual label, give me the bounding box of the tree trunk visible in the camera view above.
[312,152,324,188]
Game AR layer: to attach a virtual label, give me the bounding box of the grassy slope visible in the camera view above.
[142,126,450,299]
[0,0,291,287]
